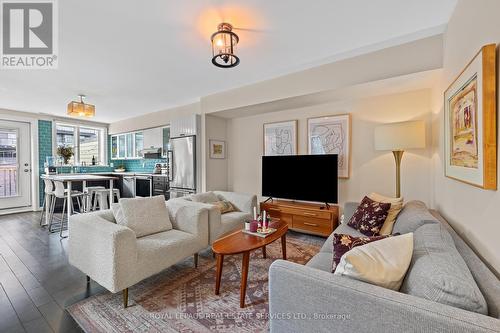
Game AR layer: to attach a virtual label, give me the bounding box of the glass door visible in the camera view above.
[125,133,134,158]
[111,136,118,159]
[134,132,143,157]
[0,120,31,210]
[118,134,126,158]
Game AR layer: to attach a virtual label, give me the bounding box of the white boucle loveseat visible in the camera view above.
[68,198,209,307]
[171,191,257,244]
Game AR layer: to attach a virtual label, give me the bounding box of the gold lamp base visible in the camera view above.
[392,150,404,198]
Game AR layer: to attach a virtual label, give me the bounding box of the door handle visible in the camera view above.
[24,169,30,172]
[168,150,173,182]
[303,212,317,216]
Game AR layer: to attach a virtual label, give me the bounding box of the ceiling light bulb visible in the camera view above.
[216,39,223,47]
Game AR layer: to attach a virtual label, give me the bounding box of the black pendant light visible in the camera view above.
[211,23,240,68]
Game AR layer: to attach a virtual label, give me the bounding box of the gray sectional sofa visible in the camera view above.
[269,201,500,332]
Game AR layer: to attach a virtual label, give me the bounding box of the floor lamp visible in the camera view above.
[374,120,426,198]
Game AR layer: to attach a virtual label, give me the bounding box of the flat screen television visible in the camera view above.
[262,154,338,204]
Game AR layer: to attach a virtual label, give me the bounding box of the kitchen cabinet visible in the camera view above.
[143,127,163,150]
[170,115,199,138]
[111,124,173,160]
[152,176,169,200]
[110,131,144,160]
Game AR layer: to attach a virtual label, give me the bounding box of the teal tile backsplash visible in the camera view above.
[38,120,52,206]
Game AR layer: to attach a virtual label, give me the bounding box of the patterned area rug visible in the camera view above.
[67,231,324,332]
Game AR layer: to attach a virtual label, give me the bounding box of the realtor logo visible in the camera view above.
[1,0,58,69]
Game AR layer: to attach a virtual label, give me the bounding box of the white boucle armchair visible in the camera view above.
[68,199,209,307]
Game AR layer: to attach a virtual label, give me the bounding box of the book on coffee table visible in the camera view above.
[242,228,277,238]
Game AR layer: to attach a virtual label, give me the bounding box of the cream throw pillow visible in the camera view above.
[334,233,413,290]
[113,195,172,238]
[368,192,403,235]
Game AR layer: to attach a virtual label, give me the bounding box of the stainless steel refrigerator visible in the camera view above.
[168,135,196,198]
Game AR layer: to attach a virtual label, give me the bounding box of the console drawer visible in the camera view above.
[292,216,332,236]
[289,208,331,220]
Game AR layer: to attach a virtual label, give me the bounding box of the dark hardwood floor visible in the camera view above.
[0,211,106,333]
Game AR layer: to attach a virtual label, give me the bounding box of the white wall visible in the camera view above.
[432,0,500,275]
[109,102,200,134]
[202,36,442,114]
[203,114,228,191]
[227,89,433,206]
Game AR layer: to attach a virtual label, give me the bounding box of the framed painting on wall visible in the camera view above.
[307,114,351,178]
[444,44,497,190]
[263,120,297,156]
[209,140,226,159]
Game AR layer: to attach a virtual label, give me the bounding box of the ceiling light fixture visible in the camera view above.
[211,23,239,68]
[67,94,95,117]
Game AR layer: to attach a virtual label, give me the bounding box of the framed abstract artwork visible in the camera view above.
[444,44,497,189]
[307,114,351,178]
[263,120,297,156]
[209,140,226,159]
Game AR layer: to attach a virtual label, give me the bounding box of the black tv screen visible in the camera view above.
[262,154,338,203]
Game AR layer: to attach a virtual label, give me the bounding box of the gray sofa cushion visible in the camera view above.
[306,252,333,272]
[433,213,500,318]
[320,223,365,253]
[342,202,360,224]
[392,200,438,234]
[401,223,488,315]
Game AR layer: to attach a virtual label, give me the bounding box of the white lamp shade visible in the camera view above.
[374,120,426,151]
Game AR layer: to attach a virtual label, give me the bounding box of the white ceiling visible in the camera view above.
[0,0,457,123]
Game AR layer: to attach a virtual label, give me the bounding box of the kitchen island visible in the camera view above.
[41,174,118,235]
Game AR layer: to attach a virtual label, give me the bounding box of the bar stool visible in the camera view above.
[92,188,120,211]
[39,179,55,227]
[83,186,105,212]
[49,181,85,236]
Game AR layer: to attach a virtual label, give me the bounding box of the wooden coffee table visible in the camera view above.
[212,220,288,308]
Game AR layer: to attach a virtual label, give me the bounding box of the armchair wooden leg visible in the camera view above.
[123,288,128,308]
[86,275,90,284]
[194,253,199,268]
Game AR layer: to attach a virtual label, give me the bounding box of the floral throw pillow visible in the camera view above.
[332,233,393,272]
[347,196,391,236]
[211,200,236,214]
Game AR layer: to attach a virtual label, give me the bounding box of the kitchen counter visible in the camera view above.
[52,171,170,177]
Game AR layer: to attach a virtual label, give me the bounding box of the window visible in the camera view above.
[55,123,106,165]
[0,129,18,197]
[79,127,99,164]
[56,124,76,165]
